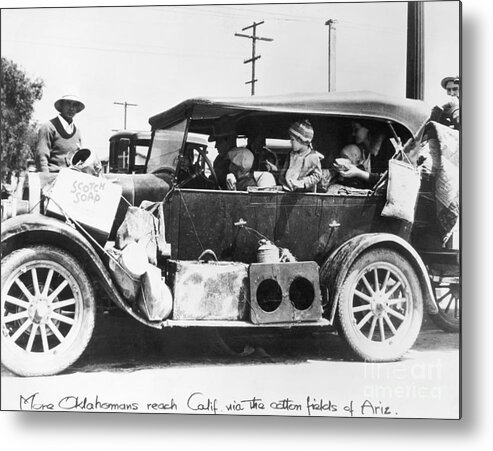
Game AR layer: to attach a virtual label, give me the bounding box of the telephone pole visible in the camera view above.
[325,19,337,92]
[406,2,424,99]
[235,21,273,95]
[113,101,138,130]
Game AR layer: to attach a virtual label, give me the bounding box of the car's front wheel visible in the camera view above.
[337,248,423,362]
[1,245,95,376]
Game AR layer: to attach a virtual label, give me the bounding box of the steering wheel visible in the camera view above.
[184,147,221,189]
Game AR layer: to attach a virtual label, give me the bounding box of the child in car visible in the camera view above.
[280,119,322,192]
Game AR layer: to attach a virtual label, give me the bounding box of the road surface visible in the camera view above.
[1,314,460,418]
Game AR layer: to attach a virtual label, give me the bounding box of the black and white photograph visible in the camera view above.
[1,0,464,427]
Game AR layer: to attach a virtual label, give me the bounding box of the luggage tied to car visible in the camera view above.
[115,201,171,265]
[419,121,460,244]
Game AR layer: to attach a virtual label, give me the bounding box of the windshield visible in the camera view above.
[147,119,187,173]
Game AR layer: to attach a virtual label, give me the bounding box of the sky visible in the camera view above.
[1,1,460,159]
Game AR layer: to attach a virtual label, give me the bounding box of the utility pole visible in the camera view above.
[235,21,273,95]
[113,101,138,130]
[406,2,424,99]
[325,19,337,92]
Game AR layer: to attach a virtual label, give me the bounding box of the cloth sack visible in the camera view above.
[115,202,171,265]
[381,159,421,223]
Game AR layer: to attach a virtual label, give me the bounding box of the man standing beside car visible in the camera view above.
[36,93,85,172]
[438,76,460,130]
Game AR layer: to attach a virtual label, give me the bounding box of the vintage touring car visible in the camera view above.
[1,91,460,376]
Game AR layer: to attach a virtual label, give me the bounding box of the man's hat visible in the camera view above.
[55,94,85,113]
[208,117,236,142]
[440,76,460,90]
[228,147,254,172]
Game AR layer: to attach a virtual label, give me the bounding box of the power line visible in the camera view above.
[235,21,273,96]
[114,101,137,130]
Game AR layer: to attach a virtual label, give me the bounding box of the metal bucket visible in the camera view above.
[257,239,280,263]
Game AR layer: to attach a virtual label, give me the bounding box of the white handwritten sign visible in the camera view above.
[46,169,122,237]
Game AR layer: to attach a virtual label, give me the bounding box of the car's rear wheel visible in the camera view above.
[429,277,460,333]
[1,246,95,376]
[337,248,423,362]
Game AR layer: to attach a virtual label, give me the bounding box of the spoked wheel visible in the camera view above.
[337,248,423,362]
[1,246,95,376]
[429,277,460,333]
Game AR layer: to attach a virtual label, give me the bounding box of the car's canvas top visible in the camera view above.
[149,91,431,138]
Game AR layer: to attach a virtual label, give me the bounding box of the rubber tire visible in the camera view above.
[1,245,95,376]
[337,248,423,362]
[429,281,460,333]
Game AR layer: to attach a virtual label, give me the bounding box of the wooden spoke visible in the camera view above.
[31,269,41,296]
[354,289,372,303]
[40,324,49,352]
[373,268,379,292]
[42,269,54,297]
[386,306,405,321]
[387,297,407,306]
[442,294,453,314]
[367,316,377,340]
[4,311,29,323]
[384,313,397,335]
[47,280,69,302]
[4,295,30,309]
[10,319,32,342]
[51,311,75,325]
[14,278,35,302]
[352,304,372,313]
[378,317,386,341]
[437,290,450,303]
[381,270,391,293]
[357,311,374,330]
[384,280,402,299]
[25,324,38,352]
[361,274,375,295]
[47,320,66,343]
[51,298,76,310]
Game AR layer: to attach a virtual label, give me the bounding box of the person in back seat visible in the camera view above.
[226,147,257,191]
[336,120,394,188]
[280,119,322,192]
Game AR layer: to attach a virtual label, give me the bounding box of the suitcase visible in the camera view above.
[167,260,249,320]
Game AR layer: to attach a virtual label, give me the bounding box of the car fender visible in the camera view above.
[1,214,161,329]
[320,232,438,323]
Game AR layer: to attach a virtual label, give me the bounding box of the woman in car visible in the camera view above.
[336,120,395,188]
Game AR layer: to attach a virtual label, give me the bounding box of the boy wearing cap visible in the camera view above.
[226,147,257,191]
[36,94,84,172]
[280,119,322,192]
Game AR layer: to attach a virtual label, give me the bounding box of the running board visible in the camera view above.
[160,318,331,329]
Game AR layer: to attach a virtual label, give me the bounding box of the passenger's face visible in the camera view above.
[289,135,308,153]
[59,100,80,122]
[445,81,460,98]
[352,122,369,144]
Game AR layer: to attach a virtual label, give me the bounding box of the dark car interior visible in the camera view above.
[182,113,413,193]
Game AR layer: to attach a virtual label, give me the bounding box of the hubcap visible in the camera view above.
[29,298,50,324]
